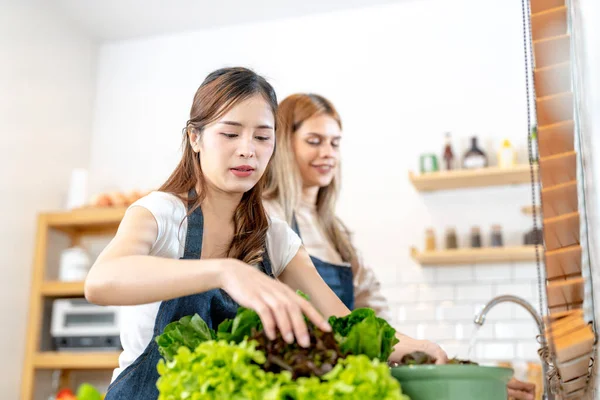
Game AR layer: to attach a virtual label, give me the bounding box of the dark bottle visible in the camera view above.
[443,132,455,170]
[491,225,504,247]
[462,136,488,169]
[471,227,482,248]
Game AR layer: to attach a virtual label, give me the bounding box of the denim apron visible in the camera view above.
[105,193,274,399]
[291,214,354,310]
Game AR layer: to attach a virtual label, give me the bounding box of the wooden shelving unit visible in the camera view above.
[33,352,120,370]
[522,205,542,215]
[409,165,537,192]
[410,246,538,266]
[21,207,126,400]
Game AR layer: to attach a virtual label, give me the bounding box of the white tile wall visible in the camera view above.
[393,262,546,363]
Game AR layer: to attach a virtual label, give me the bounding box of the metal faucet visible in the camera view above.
[474,295,554,400]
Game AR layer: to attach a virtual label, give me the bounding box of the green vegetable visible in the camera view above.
[328,308,399,361]
[155,314,215,361]
[217,307,263,343]
[156,340,409,400]
[157,339,291,400]
[76,383,103,400]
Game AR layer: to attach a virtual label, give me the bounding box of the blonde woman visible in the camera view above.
[264,93,535,400]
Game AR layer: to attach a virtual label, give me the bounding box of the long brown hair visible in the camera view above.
[263,93,357,265]
[160,67,278,266]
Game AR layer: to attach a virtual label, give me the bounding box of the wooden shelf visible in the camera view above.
[544,211,580,251]
[410,246,538,266]
[522,205,542,215]
[546,245,582,280]
[409,165,537,192]
[44,207,127,234]
[40,281,85,298]
[33,352,120,370]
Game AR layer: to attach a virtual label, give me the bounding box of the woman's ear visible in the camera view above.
[188,128,201,153]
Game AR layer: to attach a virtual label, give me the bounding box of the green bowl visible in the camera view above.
[391,365,513,400]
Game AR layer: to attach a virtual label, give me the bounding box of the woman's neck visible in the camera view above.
[200,183,243,221]
[301,186,319,208]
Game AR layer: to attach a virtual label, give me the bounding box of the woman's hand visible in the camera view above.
[388,333,448,365]
[219,259,331,347]
[507,377,536,400]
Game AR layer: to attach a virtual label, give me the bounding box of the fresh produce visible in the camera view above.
[156,339,408,400]
[328,308,399,361]
[76,383,104,400]
[155,293,410,399]
[250,322,343,379]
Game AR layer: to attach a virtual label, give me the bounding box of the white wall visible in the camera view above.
[90,0,542,375]
[0,2,96,398]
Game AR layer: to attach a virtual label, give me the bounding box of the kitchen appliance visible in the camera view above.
[51,298,122,351]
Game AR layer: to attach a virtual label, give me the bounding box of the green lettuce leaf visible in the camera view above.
[155,314,215,361]
[328,308,399,361]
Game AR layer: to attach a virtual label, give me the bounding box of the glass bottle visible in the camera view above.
[443,132,455,171]
[462,136,488,169]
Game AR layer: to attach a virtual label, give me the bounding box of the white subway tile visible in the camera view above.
[474,265,512,282]
[439,340,472,360]
[418,284,454,302]
[513,262,541,281]
[512,302,543,320]
[474,302,512,321]
[516,340,542,361]
[455,283,494,301]
[456,323,494,340]
[417,323,456,341]
[494,322,539,340]
[476,342,515,361]
[381,284,419,303]
[375,266,399,287]
[399,266,436,284]
[404,304,437,322]
[437,265,474,283]
[397,306,406,322]
[437,303,475,321]
[495,283,535,299]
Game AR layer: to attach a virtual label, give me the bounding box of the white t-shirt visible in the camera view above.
[111,191,302,382]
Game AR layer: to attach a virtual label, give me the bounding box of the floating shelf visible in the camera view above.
[409,165,537,192]
[40,281,85,298]
[410,246,538,266]
[44,207,127,234]
[33,352,120,369]
[522,205,542,215]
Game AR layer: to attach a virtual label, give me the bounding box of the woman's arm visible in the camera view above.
[85,206,330,345]
[84,206,227,306]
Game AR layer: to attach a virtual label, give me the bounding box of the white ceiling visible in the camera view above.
[52,0,406,42]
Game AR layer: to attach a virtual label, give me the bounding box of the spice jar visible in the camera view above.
[491,225,504,247]
[445,228,458,249]
[471,226,482,248]
[425,228,436,251]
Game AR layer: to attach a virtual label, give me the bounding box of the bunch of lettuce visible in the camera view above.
[156,339,409,400]
[328,308,399,361]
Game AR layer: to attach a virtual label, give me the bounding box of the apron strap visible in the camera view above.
[182,188,204,259]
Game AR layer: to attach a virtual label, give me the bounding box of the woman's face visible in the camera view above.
[190,94,275,194]
[293,114,342,189]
